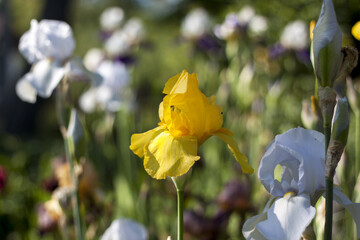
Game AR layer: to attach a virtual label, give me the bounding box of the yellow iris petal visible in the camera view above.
[163,72,182,94]
[352,21,360,41]
[163,70,199,95]
[162,71,223,141]
[130,126,165,158]
[144,131,200,179]
[214,128,254,174]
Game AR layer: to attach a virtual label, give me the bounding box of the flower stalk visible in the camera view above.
[318,86,336,240]
[176,189,184,240]
[64,136,83,240]
[172,174,190,240]
[356,112,360,177]
[56,88,83,240]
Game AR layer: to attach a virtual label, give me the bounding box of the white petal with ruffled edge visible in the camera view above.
[30,59,65,98]
[19,19,75,63]
[16,73,37,103]
[256,194,315,240]
[258,127,325,197]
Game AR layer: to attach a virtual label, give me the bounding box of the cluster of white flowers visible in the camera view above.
[78,6,146,113]
[79,60,130,113]
[100,7,145,58]
[214,5,268,40]
[16,6,145,114]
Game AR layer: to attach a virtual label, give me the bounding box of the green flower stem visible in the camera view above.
[172,175,189,240]
[56,89,83,240]
[324,116,333,240]
[324,176,333,240]
[355,111,360,178]
[64,137,83,240]
[177,189,184,240]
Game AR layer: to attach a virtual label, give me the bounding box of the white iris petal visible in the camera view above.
[101,218,148,240]
[30,59,65,98]
[16,73,37,103]
[258,127,325,197]
[257,194,315,240]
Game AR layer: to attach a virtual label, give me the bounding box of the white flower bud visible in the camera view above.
[312,0,342,87]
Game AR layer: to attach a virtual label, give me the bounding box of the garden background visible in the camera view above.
[1,0,360,239]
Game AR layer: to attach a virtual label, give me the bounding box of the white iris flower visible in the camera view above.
[16,19,75,103]
[243,127,360,240]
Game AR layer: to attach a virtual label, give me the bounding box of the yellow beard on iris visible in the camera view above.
[130,70,254,179]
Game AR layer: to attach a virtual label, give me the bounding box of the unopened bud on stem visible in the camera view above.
[312,0,342,87]
[325,97,349,177]
[318,86,337,124]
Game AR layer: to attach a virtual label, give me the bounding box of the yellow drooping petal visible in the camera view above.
[214,128,254,174]
[352,21,360,41]
[144,130,200,179]
[130,126,165,158]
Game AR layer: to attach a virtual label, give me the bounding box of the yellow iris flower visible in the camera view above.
[130,70,254,179]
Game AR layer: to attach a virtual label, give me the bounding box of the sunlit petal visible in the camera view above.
[31,59,65,98]
[130,126,165,158]
[19,19,75,63]
[16,73,37,103]
[214,128,254,174]
[144,131,200,179]
[256,194,315,240]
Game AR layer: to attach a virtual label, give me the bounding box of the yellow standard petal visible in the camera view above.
[161,71,223,141]
[352,21,360,41]
[214,128,254,174]
[130,126,165,158]
[144,130,200,179]
[163,70,199,95]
